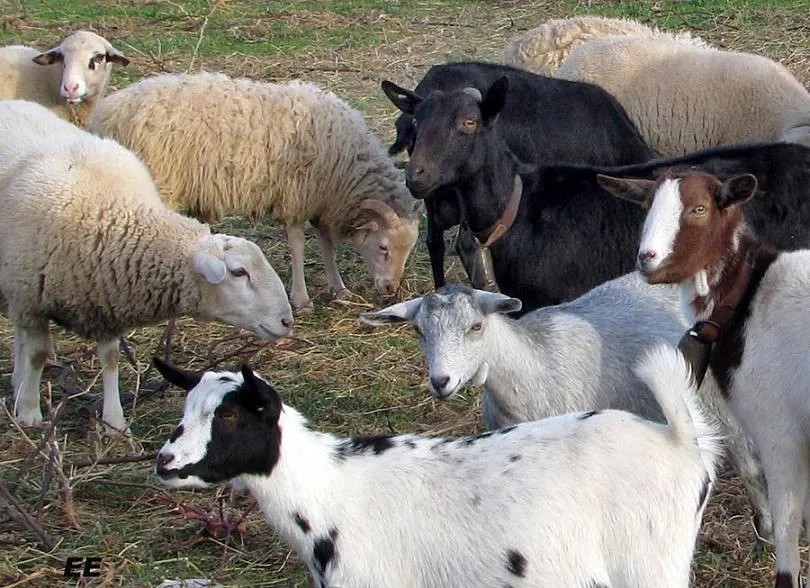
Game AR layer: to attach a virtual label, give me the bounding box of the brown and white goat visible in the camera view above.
[599,169,810,588]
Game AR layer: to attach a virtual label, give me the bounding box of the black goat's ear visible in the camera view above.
[241,365,282,423]
[596,174,656,206]
[381,80,422,114]
[153,357,203,391]
[481,76,508,123]
[717,173,757,209]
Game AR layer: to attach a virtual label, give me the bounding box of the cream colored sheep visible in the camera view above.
[90,72,420,313]
[0,31,129,128]
[0,99,293,433]
[500,16,704,76]
[555,35,810,157]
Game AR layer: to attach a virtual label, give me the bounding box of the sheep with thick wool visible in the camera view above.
[0,30,129,128]
[500,16,704,76]
[555,35,810,157]
[0,100,293,433]
[90,72,421,313]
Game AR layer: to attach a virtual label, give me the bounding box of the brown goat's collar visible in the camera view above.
[679,239,779,389]
[473,175,523,247]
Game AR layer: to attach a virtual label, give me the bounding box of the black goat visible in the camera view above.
[382,61,653,288]
[397,76,810,311]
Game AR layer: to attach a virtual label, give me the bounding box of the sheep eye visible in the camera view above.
[469,322,483,332]
[230,268,249,278]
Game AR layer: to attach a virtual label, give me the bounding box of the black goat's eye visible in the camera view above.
[218,409,238,424]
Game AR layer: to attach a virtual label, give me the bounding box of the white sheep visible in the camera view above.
[500,15,704,76]
[0,99,293,433]
[154,344,720,588]
[361,274,772,540]
[89,72,421,313]
[598,169,810,588]
[555,35,810,157]
[0,31,129,128]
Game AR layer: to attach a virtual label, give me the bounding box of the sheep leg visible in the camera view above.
[762,441,807,587]
[425,198,446,289]
[97,337,127,435]
[286,225,313,314]
[314,225,351,299]
[12,323,52,427]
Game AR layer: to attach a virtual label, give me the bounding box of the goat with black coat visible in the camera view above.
[382,61,654,288]
[394,75,810,311]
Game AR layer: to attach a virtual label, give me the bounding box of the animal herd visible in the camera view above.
[2,13,810,588]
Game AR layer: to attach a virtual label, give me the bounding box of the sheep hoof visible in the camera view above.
[293,300,314,315]
[14,414,46,428]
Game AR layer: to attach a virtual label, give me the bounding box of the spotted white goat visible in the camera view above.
[361,276,771,539]
[599,170,810,588]
[154,348,720,588]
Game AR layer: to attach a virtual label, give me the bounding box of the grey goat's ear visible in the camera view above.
[473,291,522,315]
[360,298,423,325]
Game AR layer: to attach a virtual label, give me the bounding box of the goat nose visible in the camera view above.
[431,375,450,392]
[156,452,174,468]
[637,250,657,266]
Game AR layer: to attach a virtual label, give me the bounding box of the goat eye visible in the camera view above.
[218,409,238,424]
[692,205,707,215]
[230,268,249,278]
[461,119,477,130]
[469,322,483,332]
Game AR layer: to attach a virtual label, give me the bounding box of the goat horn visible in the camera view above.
[359,199,402,228]
[462,87,482,102]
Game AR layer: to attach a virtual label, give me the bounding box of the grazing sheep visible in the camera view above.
[154,344,720,588]
[555,36,810,157]
[90,72,420,313]
[0,31,129,127]
[361,274,772,540]
[600,169,810,587]
[500,16,704,76]
[0,100,293,433]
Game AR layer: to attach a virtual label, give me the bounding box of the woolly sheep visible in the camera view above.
[555,36,810,157]
[361,275,772,540]
[600,170,810,587]
[154,345,720,587]
[500,16,704,76]
[89,72,421,313]
[0,100,293,433]
[0,31,129,128]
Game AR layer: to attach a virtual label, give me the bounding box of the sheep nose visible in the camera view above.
[382,282,397,296]
[156,452,174,469]
[431,375,450,393]
[63,82,79,94]
[281,317,293,329]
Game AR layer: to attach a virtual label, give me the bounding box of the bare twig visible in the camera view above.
[0,477,54,550]
[71,452,158,469]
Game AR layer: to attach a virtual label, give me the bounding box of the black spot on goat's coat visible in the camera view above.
[506,549,527,577]
[294,512,311,534]
[463,431,494,445]
[169,424,184,443]
[578,410,601,420]
[509,454,521,463]
[313,528,339,573]
[498,425,517,434]
[335,435,396,460]
[697,476,711,513]
[775,571,795,588]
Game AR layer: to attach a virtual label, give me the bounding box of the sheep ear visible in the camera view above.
[717,173,757,209]
[381,80,422,115]
[32,48,62,65]
[105,46,130,66]
[241,365,281,422]
[473,291,522,315]
[597,175,656,206]
[153,357,203,391]
[192,249,227,284]
[360,298,423,325]
[481,76,508,123]
[353,219,380,233]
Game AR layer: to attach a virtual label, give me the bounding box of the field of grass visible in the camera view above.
[1,0,809,586]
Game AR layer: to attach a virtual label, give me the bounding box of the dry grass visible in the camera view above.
[1,0,809,586]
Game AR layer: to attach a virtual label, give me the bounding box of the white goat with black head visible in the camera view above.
[154,349,720,588]
[361,277,771,540]
[599,169,810,588]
